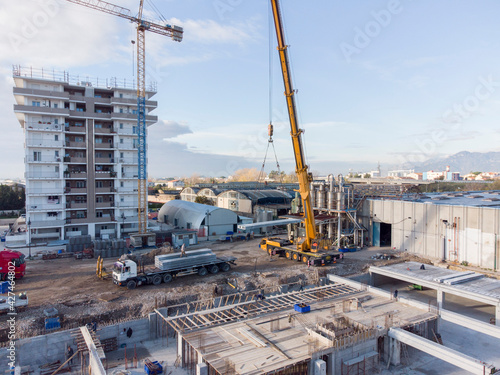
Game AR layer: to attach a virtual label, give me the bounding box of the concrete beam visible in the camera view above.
[440,309,500,339]
[80,326,106,375]
[388,328,494,375]
[370,266,500,306]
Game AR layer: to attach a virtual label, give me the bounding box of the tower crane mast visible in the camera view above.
[64,0,183,235]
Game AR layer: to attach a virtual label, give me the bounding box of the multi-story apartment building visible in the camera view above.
[12,66,158,243]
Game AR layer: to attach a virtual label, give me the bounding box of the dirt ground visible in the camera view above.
[0,238,423,341]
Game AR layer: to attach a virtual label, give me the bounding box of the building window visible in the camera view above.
[47,212,58,217]
[76,181,85,188]
[32,101,40,107]
[75,136,84,142]
[120,182,124,187]
[76,211,85,218]
[119,93,123,98]
[54,119,58,124]
[96,212,103,218]
[71,227,79,231]
[120,139,123,144]
[119,123,123,129]
[55,151,59,157]
[96,181,103,188]
[33,151,41,161]
[54,135,59,141]
[54,103,58,109]
[96,196,103,203]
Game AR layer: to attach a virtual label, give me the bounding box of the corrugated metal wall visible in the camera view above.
[362,200,500,270]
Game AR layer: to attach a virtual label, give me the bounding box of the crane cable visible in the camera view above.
[257,2,283,188]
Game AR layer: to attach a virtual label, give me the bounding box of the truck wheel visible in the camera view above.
[285,251,291,259]
[152,275,162,285]
[268,246,274,255]
[302,255,309,263]
[292,253,299,261]
[220,263,230,272]
[209,265,219,274]
[163,273,173,283]
[126,280,137,290]
[198,267,208,276]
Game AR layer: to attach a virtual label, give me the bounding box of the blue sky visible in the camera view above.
[1,0,500,179]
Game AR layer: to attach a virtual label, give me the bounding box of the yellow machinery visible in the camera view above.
[65,0,183,240]
[96,256,111,280]
[260,0,342,266]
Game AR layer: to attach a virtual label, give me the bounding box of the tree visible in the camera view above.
[232,168,262,182]
[0,184,25,210]
[363,173,371,179]
[194,195,214,206]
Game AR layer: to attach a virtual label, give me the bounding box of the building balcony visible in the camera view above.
[65,187,87,194]
[26,188,64,195]
[26,157,62,163]
[119,157,138,164]
[93,216,115,223]
[63,157,86,163]
[116,129,138,136]
[95,143,114,149]
[26,172,60,179]
[30,219,65,228]
[96,187,116,193]
[95,171,117,179]
[118,187,137,193]
[118,143,137,151]
[13,87,70,100]
[94,97,112,105]
[111,112,158,123]
[66,202,87,209]
[69,110,112,120]
[65,125,86,133]
[64,172,88,179]
[25,122,63,132]
[116,202,138,208]
[14,104,69,116]
[66,217,89,224]
[96,201,115,208]
[121,174,139,179]
[68,94,86,102]
[95,157,115,164]
[110,97,157,107]
[65,141,86,148]
[26,140,64,148]
[94,126,115,134]
[28,204,63,211]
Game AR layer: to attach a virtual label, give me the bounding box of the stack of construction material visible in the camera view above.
[155,248,216,271]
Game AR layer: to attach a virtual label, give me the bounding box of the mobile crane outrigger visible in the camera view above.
[260,0,343,266]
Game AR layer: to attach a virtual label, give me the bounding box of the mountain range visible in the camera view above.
[401,151,500,174]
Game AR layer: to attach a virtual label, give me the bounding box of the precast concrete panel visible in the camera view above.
[465,227,480,266]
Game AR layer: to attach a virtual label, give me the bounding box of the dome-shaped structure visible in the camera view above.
[158,200,238,236]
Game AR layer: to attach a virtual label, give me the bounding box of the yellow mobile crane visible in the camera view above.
[260,0,343,266]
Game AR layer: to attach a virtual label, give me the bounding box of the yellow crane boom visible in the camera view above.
[270,0,316,251]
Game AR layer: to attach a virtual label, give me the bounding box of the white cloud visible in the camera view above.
[170,17,257,45]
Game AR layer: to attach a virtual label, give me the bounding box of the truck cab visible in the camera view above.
[112,260,137,284]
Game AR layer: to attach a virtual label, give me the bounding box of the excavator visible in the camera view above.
[259,0,343,266]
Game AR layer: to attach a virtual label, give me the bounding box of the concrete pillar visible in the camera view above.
[148,312,157,340]
[437,290,444,310]
[495,304,500,326]
[196,363,208,375]
[390,337,401,365]
[177,333,183,364]
[328,352,336,375]
[369,271,374,286]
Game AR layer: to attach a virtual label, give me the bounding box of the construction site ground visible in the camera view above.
[0,238,435,342]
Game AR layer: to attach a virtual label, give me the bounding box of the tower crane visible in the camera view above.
[64,0,183,240]
[259,0,343,266]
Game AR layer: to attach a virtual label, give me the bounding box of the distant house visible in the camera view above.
[167,179,185,189]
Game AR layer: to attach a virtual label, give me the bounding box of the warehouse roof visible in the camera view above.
[415,191,500,207]
[157,200,237,228]
[220,189,292,204]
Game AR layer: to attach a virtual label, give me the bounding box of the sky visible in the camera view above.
[2,0,500,179]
